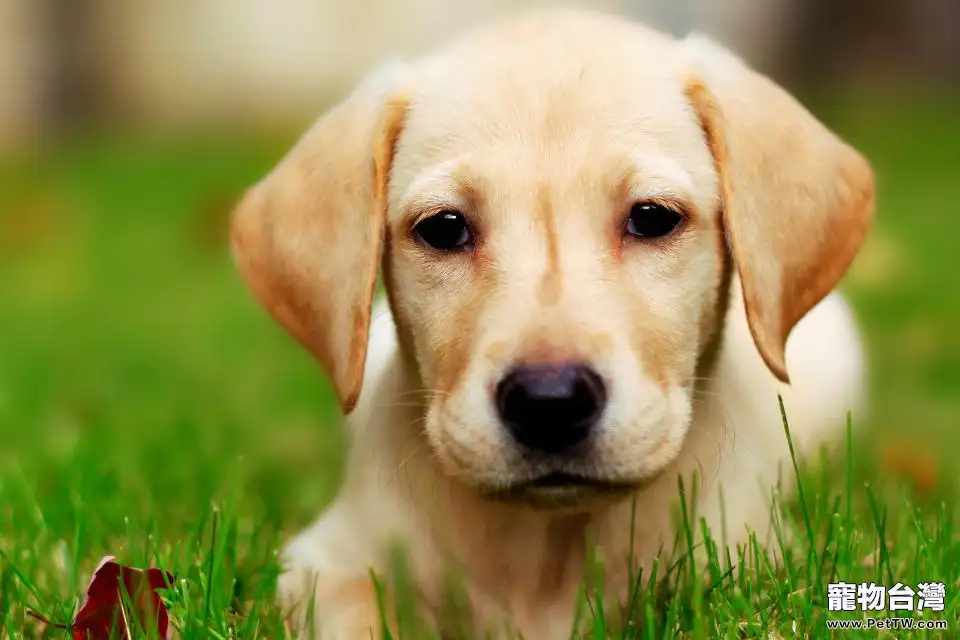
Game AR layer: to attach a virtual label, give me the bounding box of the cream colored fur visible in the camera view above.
[277,287,866,638]
[229,9,874,639]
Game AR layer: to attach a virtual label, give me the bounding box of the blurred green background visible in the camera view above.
[0,0,958,632]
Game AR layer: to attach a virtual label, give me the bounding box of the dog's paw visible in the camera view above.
[276,556,320,630]
[276,539,383,639]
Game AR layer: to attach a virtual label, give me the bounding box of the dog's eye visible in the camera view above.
[413,211,473,251]
[625,202,684,239]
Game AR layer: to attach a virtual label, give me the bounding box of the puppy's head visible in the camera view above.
[232,12,874,508]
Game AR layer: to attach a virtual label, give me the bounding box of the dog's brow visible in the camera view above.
[397,161,483,219]
[618,156,701,219]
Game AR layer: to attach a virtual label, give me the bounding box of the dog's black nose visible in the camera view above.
[495,363,606,453]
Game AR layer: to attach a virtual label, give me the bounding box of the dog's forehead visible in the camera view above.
[412,22,689,142]
[390,14,712,205]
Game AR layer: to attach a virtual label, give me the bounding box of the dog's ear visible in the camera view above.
[230,63,412,412]
[682,36,875,382]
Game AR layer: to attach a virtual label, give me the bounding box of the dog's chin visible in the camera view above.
[480,472,640,511]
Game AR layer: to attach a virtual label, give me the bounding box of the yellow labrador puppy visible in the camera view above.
[231,9,874,639]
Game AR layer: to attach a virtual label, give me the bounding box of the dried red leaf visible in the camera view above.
[28,556,175,639]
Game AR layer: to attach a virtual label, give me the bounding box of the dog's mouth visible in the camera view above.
[487,472,636,508]
[526,472,624,490]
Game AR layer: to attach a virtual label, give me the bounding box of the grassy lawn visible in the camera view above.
[0,96,958,638]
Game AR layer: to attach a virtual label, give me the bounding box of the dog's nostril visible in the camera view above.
[495,363,606,453]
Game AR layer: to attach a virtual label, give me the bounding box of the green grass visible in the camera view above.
[0,97,958,638]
